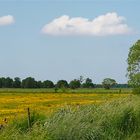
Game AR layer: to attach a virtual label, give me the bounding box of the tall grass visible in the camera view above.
[0,111,49,140]
[0,95,140,140]
[45,95,140,140]
[132,87,140,94]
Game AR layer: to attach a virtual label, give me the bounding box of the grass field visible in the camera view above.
[1,88,139,140]
[0,88,132,93]
[0,88,131,124]
[0,92,140,140]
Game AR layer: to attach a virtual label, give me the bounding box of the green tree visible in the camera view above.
[36,81,43,88]
[0,77,4,88]
[43,80,54,88]
[56,80,69,89]
[22,77,37,88]
[69,79,81,89]
[102,78,117,89]
[13,77,21,88]
[127,40,140,93]
[5,77,13,88]
[0,77,7,88]
[82,78,94,88]
[78,76,85,84]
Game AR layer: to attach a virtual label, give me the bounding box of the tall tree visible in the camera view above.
[78,76,85,84]
[5,77,13,88]
[0,77,14,88]
[56,80,69,88]
[69,79,81,89]
[13,77,21,88]
[36,81,43,88]
[43,80,54,88]
[0,77,4,88]
[0,77,6,88]
[22,77,37,88]
[127,40,140,93]
[102,78,117,89]
[82,78,94,88]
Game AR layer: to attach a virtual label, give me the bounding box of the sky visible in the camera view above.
[0,0,140,83]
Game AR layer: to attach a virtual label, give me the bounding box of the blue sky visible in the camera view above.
[0,0,140,83]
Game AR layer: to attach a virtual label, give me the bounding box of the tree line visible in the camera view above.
[0,76,129,89]
[0,40,138,91]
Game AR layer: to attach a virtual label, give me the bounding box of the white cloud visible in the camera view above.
[41,12,132,36]
[0,15,15,26]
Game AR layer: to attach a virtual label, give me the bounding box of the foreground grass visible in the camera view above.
[0,95,140,140]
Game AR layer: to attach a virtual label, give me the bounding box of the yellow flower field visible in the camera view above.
[0,93,129,124]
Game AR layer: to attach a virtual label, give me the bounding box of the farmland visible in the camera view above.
[0,88,131,123]
[0,89,140,140]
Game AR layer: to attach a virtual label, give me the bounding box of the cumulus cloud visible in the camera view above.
[41,12,132,36]
[0,15,15,26]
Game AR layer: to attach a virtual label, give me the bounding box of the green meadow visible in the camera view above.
[1,88,140,140]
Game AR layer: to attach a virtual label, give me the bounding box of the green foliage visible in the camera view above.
[102,78,117,89]
[0,76,130,90]
[45,95,140,140]
[1,95,140,139]
[0,77,5,88]
[36,81,43,88]
[11,111,46,132]
[22,77,37,88]
[127,40,140,93]
[117,108,138,135]
[69,79,81,89]
[78,75,85,84]
[0,111,48,140]
[132,87,140,94]
[0,77,13,88]
[56,80,69,89]
[82,78,94,88]
[5,77,13,88]
[13,77,21,88]
[43,80,54,88]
